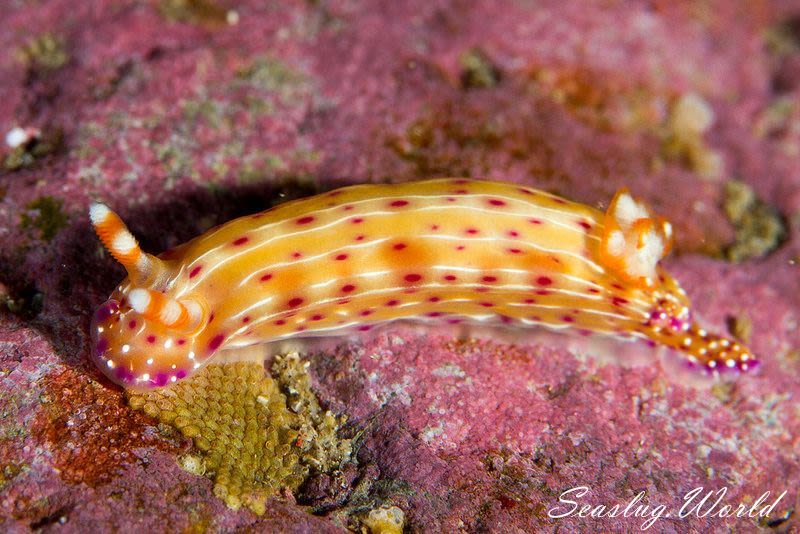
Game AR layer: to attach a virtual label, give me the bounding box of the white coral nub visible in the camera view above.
[600,189,672,287]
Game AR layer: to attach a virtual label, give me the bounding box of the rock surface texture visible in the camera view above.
[1,0,799,532]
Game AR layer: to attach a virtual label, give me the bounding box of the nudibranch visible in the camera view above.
[90,179,755,389]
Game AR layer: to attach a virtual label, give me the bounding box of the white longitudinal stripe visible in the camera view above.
[188,184,601,255]
[183,193,604,291]
[224,280,641,341]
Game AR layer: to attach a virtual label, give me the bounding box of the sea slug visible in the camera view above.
[90,179,756,389]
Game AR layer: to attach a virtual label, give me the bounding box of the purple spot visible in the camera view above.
[351,217,364,224]
[232,236,249,246]
[404,274,422,283]
[444,275,457,281]
[287,297,304,308]
[612,296,629,306]
[535,289,551,296]
[508,248,522,254]
[341,284,356,293]
[577,220,592,231]
[482,275,497,283]
[275,319,286,326]
[311,314,324,321]
[154,373,169,387]
[524,298,536,304]
[427,312,443,317]
[431,224,439,231]
[146,335,156,344]
[386,299,400,307]
[393,243,407,250]
[128,320,137,329]
[562,315,575,323]
[360,309,373,316]
[488,199,506,206]
[429,296,441,302]
[536,276,553,286]
[260,273,273,282]
[528,218,543,225]
[358,325,372,331]
[335,253,348,260]
[242,316,251,323]
[177,339,186,345]
[94,338,109,356]
[355,234,365,241]
[176,369,187,379]
[587,288,600,294]
[292,251,302,259]
[465,228,479,235]
[480,302,494,307]
[508,230,519,237]
[209,334,225,351]
[189,265,202,278]
[296,216,315,225]
[389,199,409,207]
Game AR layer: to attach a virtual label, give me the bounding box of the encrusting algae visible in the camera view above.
[127,353,352,515]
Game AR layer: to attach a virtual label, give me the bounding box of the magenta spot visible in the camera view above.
[389,199,409,207]
[287,297,304,308]
[480,302,494,307]
[358,325,372,331]
[260,273,273,282]
[343,205,354,211]
[508,248,522,254]
[94,338,109,356]
[177,339,186,345]
[386,299,400,307]
[189,265,202,278]
[427,311,443,317]
[499,315,513,324]
[146,335,156,344]
[296,216,315,225]
[275,319,286,326]
[429,296,441,302]
[351,217,364,224]
[431,224,439,231]
[242,316,251,324]
[447,318,463,324]
[360,309,373,316]
[465,228,479,235]
[535,289,551,296]
[611,283,624,290]
[524,298,536,304]
[508,230,519,237]
[208,313,215,323]
[488,199,506,206]
[392,243,408,251]
[292,251,302,259]
[444,274,457,281]
[176,369,187,379]
[341,284,356,293]
[587,288,600,294]
[338,298,351,305]
[482,275,498,283]
[562,315,575,323]
[115,367,133,382]
[612,296,629,306]
[536,276,553,286]
[297,325,308,332]
[335,253,348,261]
[232,236,249,246]
[355,234,365,241]
[445,197,457,202]
[528,218,543,225]
[310,314,324,321]
[404,274,422,283]
[208,334,225,351]
[128,320,137,329]
[577,220,592,231]
[454,189,468,195]
[456,245,466,251]
[154,373,169,387]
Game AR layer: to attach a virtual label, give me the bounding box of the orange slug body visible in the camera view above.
[90,179,756,389]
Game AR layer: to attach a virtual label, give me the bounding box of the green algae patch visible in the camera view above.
[127,354,352,515]
[20,197,69,242]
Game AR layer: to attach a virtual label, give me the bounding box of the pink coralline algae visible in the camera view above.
[1,0,799,532]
